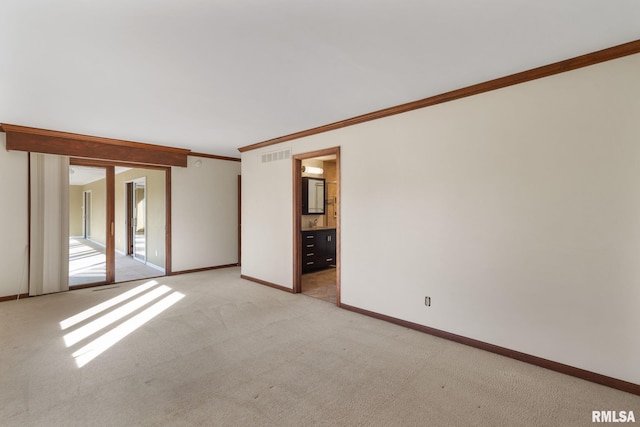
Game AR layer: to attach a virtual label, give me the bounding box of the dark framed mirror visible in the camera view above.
[302,177,325,215]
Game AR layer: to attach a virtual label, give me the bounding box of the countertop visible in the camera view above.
[301,227,336,231]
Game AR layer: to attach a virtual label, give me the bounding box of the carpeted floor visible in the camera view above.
[0,267,637,426]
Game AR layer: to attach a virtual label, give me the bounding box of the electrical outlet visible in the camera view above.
[425,296,431,306]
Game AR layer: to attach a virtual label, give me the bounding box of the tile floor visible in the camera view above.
[301,267,337,304]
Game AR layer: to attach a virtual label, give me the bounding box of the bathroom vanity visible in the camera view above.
[301,228,336,274]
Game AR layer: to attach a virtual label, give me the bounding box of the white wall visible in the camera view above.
[241,53,640,384]
[172,156,241,271]
[241,150,294,286]
[0,134,29,298]
[0,149,240,295]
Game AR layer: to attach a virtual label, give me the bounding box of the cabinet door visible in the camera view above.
[325,229,336,266]
[314,230,334,269]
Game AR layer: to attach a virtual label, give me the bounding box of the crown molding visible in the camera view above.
[190,152,241,162]
[238,39,640,153]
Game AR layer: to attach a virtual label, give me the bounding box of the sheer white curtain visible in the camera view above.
[29,153,69,296]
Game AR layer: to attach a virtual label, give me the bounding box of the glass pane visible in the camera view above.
[69,166,107,286]
[115,170,165,283]
[133,181,146,262]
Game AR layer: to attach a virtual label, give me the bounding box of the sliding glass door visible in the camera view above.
[69,159,168,287]
[69,165,109,286]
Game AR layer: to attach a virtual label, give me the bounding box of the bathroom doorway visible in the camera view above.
[293,147,340,305]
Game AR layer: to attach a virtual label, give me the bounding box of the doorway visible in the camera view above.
[68,160,170,288]
[69,166,109,286]
[293,147,340,305]
[126,178,147,263]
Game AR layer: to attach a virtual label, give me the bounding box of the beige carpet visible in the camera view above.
[0,267,637,426]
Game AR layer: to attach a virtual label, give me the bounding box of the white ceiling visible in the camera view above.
[2,1,639,158]
[69,166,131,186]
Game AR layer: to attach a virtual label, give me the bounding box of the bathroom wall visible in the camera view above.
[300,158,338,229]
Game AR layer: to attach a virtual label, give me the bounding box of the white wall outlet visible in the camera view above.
[425,296,431,306]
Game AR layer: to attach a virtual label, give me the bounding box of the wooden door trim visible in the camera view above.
[106,166,115,283]
[238,175,242,266]
[165,167,172,275]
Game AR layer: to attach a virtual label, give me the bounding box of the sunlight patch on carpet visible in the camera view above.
[72,291,184,367]
[60,280,159,330]
[59,279,184,368]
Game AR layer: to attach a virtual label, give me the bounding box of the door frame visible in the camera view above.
[70,158,172,287]
[238,174,242,266]
[292,147,341,305]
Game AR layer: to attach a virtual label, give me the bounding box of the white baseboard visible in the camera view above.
[146,261,166,273]
[87,238,106,248]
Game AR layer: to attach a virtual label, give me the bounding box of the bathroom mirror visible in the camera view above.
[302,177,325,215]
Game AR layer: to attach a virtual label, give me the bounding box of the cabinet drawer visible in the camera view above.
[303,243,316,257]
[302,232,316,241]
[302,257,317,273]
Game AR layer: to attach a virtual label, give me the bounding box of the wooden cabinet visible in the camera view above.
[301,228,336,274]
